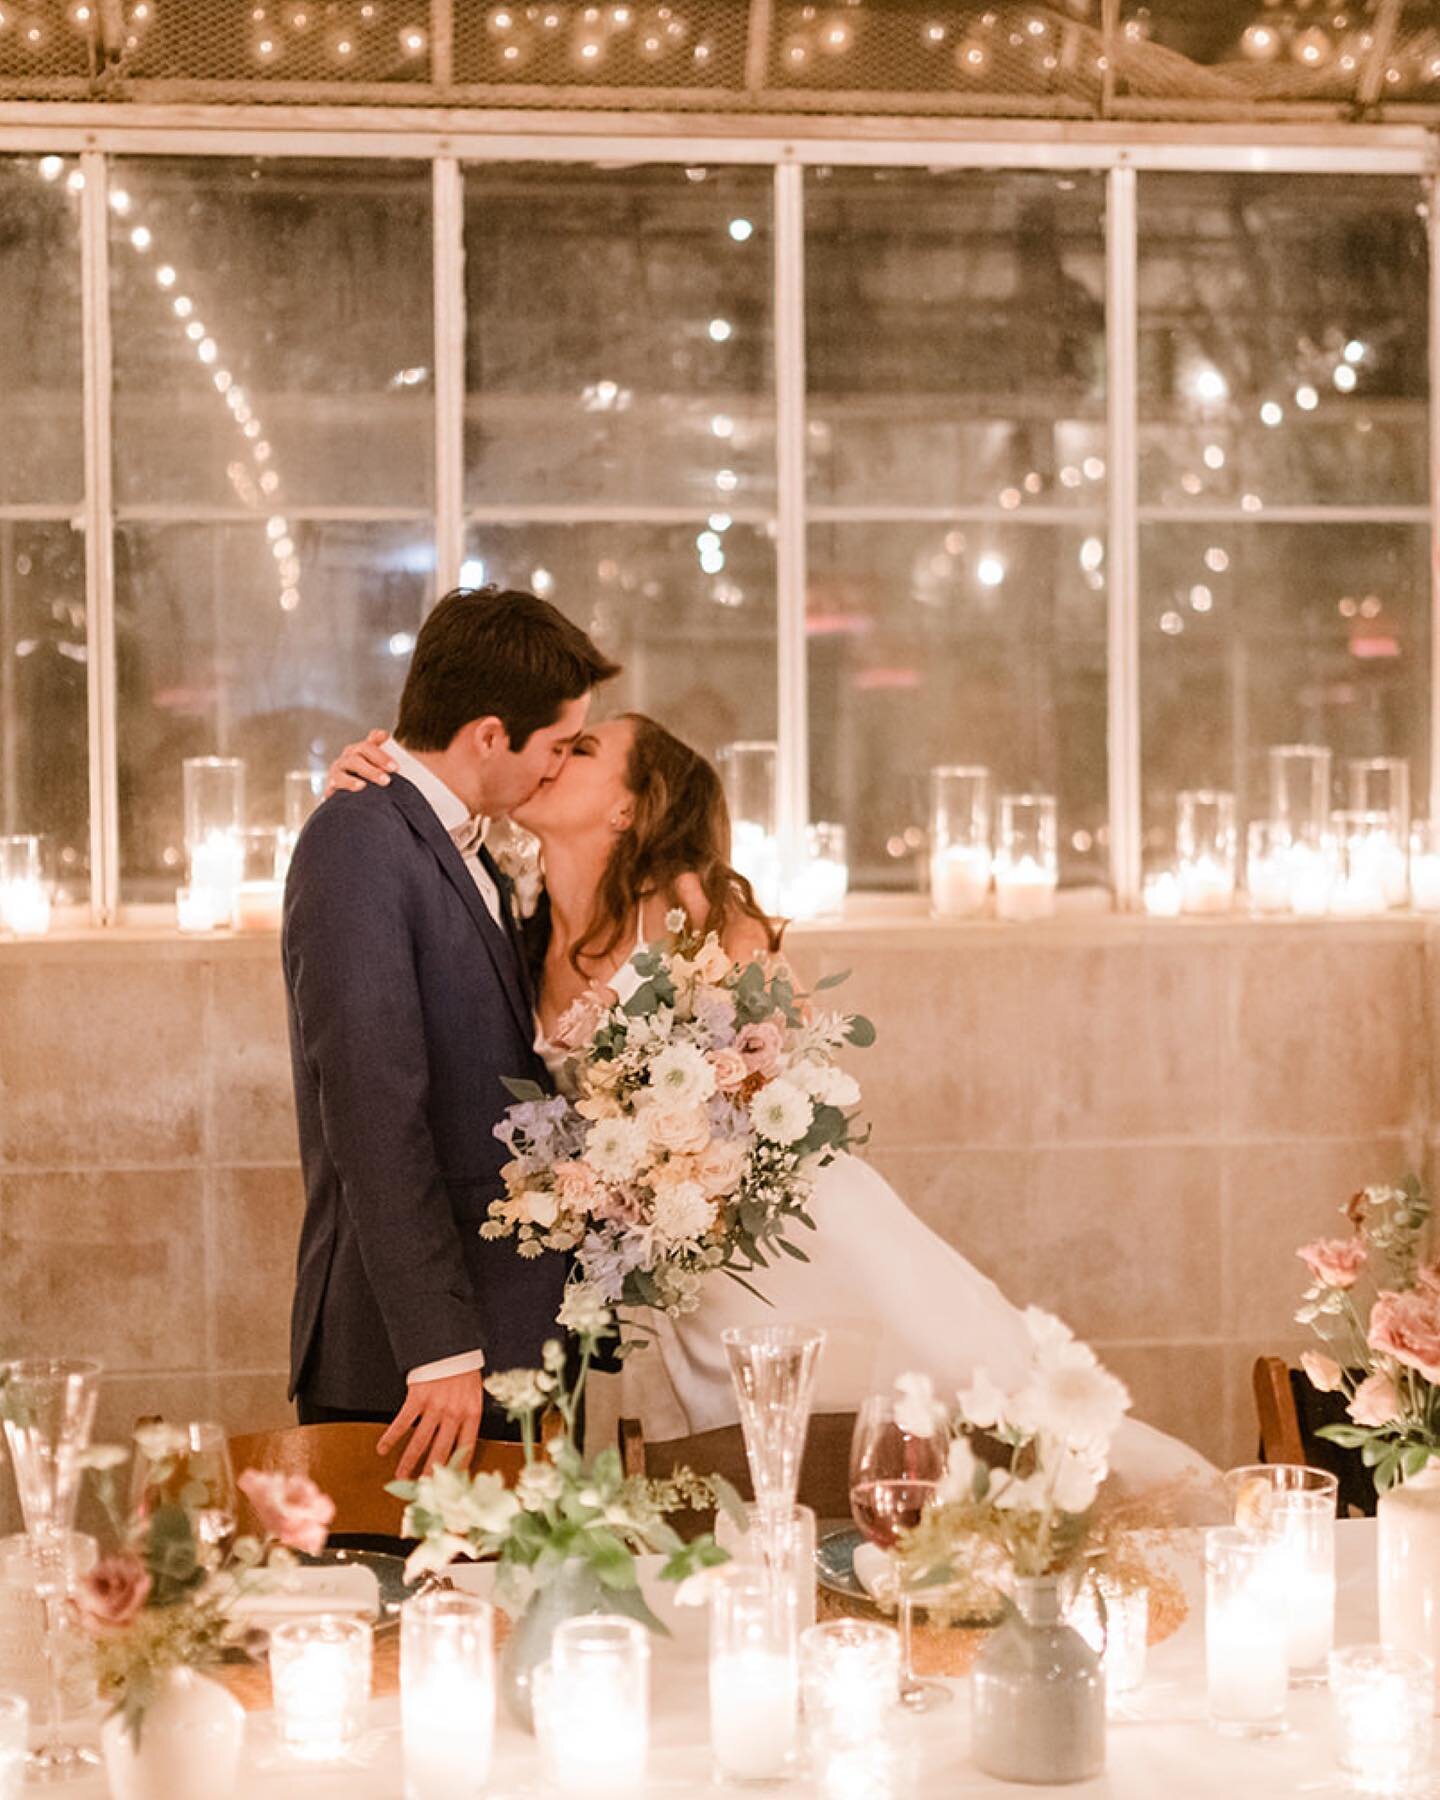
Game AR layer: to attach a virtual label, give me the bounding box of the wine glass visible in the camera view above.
[849,1393,951,1712]
[0,1357,101,1781]
[130,1421,238,1562]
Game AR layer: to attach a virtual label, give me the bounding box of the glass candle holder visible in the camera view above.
[1268,744,1333,849]
[183,756,246,927]
[401,1592,495,1799]
[0,1693,26,1800]
[929,765,992,918]
[1205,1526,1288,1737]
[1245,821,1292,915]
[1331,813,1394,917]
[1226,1464,1338,1684]
[1142,870,1182,918]
[269,1615,372,1762]
[1411,822,1440,912]
[787,824,848,922]
[1347,757,1410,907]
[720,742,781,915]
[994,793,1057,922]
[533,1615,649,1797]
[716,1503,818,1637]
[234,826,285,931]
[174,886,222,933]
[721,1325,826,1512]
[1176,789,1236,914]
[279,770,326,882]
[710,1564,800,1785]
[1329,1645,1433,1797]
[0,836,51,937]
[799,1619,901,1744]
[1066,1574,1149,1702]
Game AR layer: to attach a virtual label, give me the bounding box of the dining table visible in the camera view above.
[47,1518,1406,1796]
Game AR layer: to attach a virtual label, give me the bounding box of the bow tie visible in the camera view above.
[449,815,487,857]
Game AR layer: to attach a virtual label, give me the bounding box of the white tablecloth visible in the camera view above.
[58,1520,1397,1796]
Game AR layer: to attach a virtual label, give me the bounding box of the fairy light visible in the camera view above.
[185,320,205,341]
[728,218,753,242]
[708,317,733,342]
[109,187,132,214]
[173,295,193,318]
[398,24,427,55]
[155,263,176,287]
[130,225,152,251]
[38,156,62,181]
[66,169,85,192]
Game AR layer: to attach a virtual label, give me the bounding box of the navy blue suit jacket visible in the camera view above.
[281,776,566,1417]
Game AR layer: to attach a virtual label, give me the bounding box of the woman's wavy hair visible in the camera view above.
[570,713,782,972]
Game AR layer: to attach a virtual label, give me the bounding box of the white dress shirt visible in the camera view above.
[381,735,501,1386]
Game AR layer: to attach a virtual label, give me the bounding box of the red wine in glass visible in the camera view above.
[850,1479,937,1550]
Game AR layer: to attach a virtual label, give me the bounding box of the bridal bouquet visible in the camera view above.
[482,910,874,1320]
[894,1310,1150,1620]
[1295,1176,1437,1492]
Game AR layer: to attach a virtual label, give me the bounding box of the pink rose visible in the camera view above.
[694,1138,748,1198]
[1348,1371,1402,1427]
[711,1048,749,1093]
[736,1019,786,1079]
[1368,1289,1440,1384]
[647,1107,712,1156]
[76,1554,151,1633]
[1301,1351,1344,1395]
[552,991,608,1053]
[238,1469,335,1556]
[1297,1237,1368,1290]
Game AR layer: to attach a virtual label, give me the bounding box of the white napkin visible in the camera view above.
[851,1542,899,1610]
[227,1564,379,1625]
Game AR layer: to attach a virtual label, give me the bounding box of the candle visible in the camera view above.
[1142,872,1182,918]
[994,854,1056,921]
[0,881,50,937]
[930,845,991,917]
[401,1593,494,1799]
[1286,844,1335,917]
[189,828,243,927]
[174,886,221,933]
[711,1650,799,1780]
[269,1615,371,1762]
[1205,1527,1287,1737]
[234,880,283,932]
[534,1617,649,1796]
[799,1620,900,1744]
[1329,1645,1433,1796]
[1412,853,1440,911]
[731,820,783,916]
[1179,853,1234,915]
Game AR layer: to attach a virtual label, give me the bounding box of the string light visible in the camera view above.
[155,263,176,287]
[707,317,732,342]
[398,23,426,55]
[38,156,62,181]
[728,218,753,242]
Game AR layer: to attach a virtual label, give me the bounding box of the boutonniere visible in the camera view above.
[487,825,544,922]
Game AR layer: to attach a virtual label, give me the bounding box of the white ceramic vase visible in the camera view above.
[1378,1462,1440,1709]
[100,1668,244,1800]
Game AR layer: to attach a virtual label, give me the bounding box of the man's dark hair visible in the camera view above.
[395,586,620,752]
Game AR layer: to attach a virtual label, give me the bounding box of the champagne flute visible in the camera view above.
[849,1394,951,1713]
[130,1421,238,1562]
[0,1358,101,1781]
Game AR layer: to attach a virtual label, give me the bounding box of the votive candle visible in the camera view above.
[1142,871,1182,918]
[401,1592,494,1799]
[711,1565,799,1784]
[534,1615,649,1796]
[1329,1645,1433,1796]
[1205,1527,1287,1737]
[174,886,221,933]
[269,1615,371,1762]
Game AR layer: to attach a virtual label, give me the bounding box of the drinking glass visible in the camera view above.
[715,1502,817,1635]
[721,1325,826,1513]
[848,1395,951,1712]
[0,1358,101,1782]
[130,1421,238,1562]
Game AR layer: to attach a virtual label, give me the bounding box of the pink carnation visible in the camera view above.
[736,1019,785,1079]
[76,1554,151,1633]
[1368,1289,1440,1385]
[1348,1371,1402,1428]
[238,1469,335,1556]
[1297,1237,1368,1290]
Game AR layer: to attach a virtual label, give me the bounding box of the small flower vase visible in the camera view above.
[500,1557,658,1730]
[970,1575,1106,1785]
[99,1668,244,1800]
[1379,1461,1440,1711]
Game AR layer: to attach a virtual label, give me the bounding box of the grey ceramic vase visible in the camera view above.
[970,1575,1106,1786]
[499,1559,659,1731]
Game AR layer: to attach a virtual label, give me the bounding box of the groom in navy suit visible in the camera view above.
[282,587,618,1476]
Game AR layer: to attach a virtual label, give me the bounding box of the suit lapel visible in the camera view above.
[387,779,534,1042]
[480,845,538,1016]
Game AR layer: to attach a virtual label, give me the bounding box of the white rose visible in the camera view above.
[749,1078,814,1146]
[795,1062,861,1108]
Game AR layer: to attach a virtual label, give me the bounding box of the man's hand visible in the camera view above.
[378,1369,485,1479]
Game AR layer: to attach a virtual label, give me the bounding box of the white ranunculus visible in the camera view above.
[936,1435,981,1505]
[1048,1444,1106,1516]
[749,1078,814,1145]
[1022,1306,1075,1359]
[1014,1339,1130,1450]
[956,1366,1010,1433]
[894,1370,947,1440]
[585,1115,650,1182]
[648,1042,717,1109]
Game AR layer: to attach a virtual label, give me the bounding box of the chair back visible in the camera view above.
[227,1422,527,1540]
[1251,1355,1376,1519]
[619,1413,858,1529]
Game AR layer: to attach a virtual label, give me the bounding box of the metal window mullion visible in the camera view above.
[1105,164,1141,908]
[773,159,809,880]
[1430,172,1440,825]
[432,155,465,605]
[80,148,119,924]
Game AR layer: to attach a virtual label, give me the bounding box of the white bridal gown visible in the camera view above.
[536,953,1216,1495]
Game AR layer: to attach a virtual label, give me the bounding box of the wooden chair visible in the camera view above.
[1251,1355,1375,1519]
[227,1422,528,1544]
[618,1413,858,1533]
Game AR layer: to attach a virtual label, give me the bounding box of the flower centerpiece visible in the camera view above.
[482,912,873,1325]
[71,1423,335,1800]
[1295,1178,1437,1491]
[388,1297,737,1725]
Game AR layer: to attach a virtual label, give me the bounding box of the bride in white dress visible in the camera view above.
[331,714,1215,1492]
